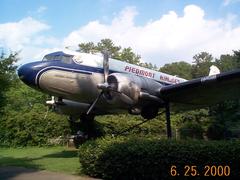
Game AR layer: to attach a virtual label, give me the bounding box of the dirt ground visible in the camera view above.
[0,166,100,180]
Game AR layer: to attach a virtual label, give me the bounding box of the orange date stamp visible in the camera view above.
[170,165,231,177]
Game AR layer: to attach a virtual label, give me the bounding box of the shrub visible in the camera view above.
[0,104,70,146]
[0,81,71,147]
[179,122,204,139]
[96,114,166,137]
[79,137,240,180]
[206,123,230,140]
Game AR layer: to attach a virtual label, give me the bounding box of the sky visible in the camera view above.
[1,0,240,66]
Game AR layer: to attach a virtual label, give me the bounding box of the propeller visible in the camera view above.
[86,51,135,115]
[103,50,109,83]
[86,51,110,115]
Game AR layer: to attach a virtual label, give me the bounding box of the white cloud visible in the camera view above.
[36,6,47,14]
[2,5,240,66]
[64,5,240,66]
[223,0,231,6]
[0,17,60,63]
[223,0,240,6]
[0,17,49,49]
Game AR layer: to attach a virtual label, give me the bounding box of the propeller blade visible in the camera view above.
[102,50,109,83]
[86,91,103,115]
[87,51,109,115]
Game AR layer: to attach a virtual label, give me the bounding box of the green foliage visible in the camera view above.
[2,42,240,148]
[160,61,192,80]
[139,61,158,70]
[208,101,240,139]
[215,54,236,72]
[191,52,214,78]
[0,52,18,112]
[232,50,240,68]
[96,114,166,137]
[0,80,70,146]
[79,137,240,179]
[206,122,228,140]
[78,39,157,68]
[78,42,95,53]
[179,121,204,139]
[79,38,121,58]
[118,47,141,64]
[96,39,122,58]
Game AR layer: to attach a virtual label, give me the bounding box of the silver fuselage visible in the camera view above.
[18,50,186,117]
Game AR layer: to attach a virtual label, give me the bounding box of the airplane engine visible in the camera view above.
[106,73,162,105]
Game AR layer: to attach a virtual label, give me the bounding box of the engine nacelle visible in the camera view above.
[107,73,162,105]
[48,99,89,116]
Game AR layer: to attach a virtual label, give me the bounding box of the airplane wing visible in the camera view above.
[159,69,240,106]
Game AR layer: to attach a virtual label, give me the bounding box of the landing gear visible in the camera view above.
[141,105,159,120]
[140,102,172,138]
[79,113,97,139]
[68,114,98,147]
[165,102,172,138]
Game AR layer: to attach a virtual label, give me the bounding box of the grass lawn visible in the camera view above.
[0,146,81,175]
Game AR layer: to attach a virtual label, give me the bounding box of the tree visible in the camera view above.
[78,39,144,66]
[209,51,240,139]
[0,52,18,113]
[96,39,121,58]
[191,52,214,78]
[232,50,240,69]
[160,61,192,80]
[0,80,70,146]
[119,47,141,64]
[215,54,236,72]
[79,42,96,53]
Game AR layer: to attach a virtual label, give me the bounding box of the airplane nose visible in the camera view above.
[18,63,37,86]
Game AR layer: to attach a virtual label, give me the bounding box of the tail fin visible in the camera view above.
[209,65,220,76]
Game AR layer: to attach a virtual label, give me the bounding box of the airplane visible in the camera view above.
[17,49,240,138]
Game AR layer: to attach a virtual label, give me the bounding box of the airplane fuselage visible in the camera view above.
[18,50,186,117]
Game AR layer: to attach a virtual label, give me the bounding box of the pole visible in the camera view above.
[165,102,172,138]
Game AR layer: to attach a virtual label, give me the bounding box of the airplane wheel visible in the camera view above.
[141,106,159,120]
[79,114,97,139]
[80,113,95,122]
[68,120,81,134]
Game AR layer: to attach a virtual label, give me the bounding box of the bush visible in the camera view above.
[179,122,204,139]
[0,104,70,146]
[79,137,240,180]
[96,114,166,137]
[206,123,231,140]
[0,81,71,147]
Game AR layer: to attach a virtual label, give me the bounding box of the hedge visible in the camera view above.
[0,104,70,146]
[79,137,240,180]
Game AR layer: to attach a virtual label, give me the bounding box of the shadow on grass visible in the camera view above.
[0,157,41,179]
[42,149,78,158]
[0,157,40,169]
[0,149,79,179]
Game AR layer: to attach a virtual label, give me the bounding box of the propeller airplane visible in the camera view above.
[18,49,240,138]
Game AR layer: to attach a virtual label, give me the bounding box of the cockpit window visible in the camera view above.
[42,54,73,64]
[42,55,57,61]
[61,55,73,64]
